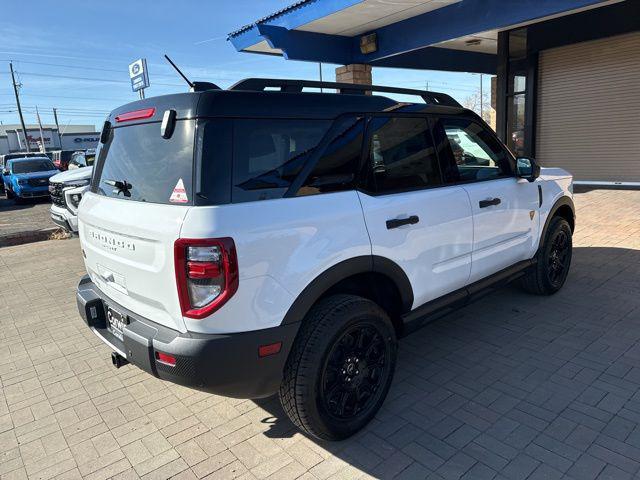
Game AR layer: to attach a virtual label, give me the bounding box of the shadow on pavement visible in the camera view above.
[0,194,50,211]
[252,246,640,479]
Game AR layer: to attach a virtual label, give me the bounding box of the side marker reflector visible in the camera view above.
[258,342,282,358]
[155,351,176,366]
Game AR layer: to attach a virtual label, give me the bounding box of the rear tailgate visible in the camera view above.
[79,105,197,333]
[79,195,190,332]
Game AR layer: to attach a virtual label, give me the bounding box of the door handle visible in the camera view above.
[479,198,501,208]
[386,215,419,229]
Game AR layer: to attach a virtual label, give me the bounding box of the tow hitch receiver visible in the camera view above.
[111,352,129,368]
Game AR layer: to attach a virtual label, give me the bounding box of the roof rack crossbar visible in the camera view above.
[229,78,461,107]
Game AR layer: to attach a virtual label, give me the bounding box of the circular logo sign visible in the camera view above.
[132,63,141,75]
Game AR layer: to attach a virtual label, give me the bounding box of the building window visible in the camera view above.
[506,29,528,157]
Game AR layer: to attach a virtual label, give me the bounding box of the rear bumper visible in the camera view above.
[76,275,299,398]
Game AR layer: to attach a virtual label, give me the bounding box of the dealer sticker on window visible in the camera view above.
[169,178,188,203]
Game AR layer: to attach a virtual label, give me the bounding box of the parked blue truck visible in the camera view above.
[2,157,59,203]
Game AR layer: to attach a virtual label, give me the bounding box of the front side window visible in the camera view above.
[439,117,513,183]
[232,119,331,203]
[70,153,87,168]
[365,116,442,194]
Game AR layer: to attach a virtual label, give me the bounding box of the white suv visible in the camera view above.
[76,79,574,440]
[49,166,92,233]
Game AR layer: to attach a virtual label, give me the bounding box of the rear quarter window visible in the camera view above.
[93,120,195,205]
[229,119,331,203]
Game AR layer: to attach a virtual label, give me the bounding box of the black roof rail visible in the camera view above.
[228,78,461,107]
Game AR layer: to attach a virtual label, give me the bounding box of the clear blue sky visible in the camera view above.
[0,0,483,130]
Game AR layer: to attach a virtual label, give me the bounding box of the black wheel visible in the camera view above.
[520,216,572,295]
[280,294,397,440]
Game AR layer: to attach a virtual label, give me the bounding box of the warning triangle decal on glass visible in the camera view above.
[169,178,189,203]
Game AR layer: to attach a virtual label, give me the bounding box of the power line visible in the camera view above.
[0,92,131,102]
[0,59,183,79]
[2,71,185,87]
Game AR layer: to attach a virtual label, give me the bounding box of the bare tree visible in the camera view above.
[462,89,493,124]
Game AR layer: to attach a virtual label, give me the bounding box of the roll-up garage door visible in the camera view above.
[536,31,640,183]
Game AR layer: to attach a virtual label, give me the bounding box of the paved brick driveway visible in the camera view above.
[1,189,639,480]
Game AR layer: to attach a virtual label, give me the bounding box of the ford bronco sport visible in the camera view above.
[76,79,574,440]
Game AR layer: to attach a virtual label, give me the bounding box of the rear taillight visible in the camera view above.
[174,238,238,319]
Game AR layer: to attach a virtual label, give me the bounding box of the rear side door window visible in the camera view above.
[364,116,442,194]
[435,117,515,183]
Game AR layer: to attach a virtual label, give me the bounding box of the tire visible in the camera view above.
[520,216,572,295]
[279,294,397,441]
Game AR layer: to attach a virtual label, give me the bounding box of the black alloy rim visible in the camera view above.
[320,323,389,420]
[548,230,570,286]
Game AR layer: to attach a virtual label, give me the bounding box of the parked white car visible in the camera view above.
[49,166,92,233]
[76,79,575,441]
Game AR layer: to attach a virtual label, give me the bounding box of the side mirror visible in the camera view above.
[516,157,540,182]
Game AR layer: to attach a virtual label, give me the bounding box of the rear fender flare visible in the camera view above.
[281,256,413,325]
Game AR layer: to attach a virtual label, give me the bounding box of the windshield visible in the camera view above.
[11,159,56,174]
[93,120,195,204]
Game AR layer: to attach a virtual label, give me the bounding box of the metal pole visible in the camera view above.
[139,89,145,100]
[480,74,484,120]
[319,63,323,93]
[35,106,46,153]
[9,62,30,152]
[53,108,62,148]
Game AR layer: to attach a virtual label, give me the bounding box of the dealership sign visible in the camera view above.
[129,58,149,92]
[73,136,99,143]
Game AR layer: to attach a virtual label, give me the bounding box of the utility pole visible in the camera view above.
[9,62,31,152]
[35,106,46,153]
[53,108,62,148]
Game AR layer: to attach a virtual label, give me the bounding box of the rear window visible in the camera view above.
[93,120,195,204]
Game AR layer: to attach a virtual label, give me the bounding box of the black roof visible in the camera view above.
[108,78,466,125]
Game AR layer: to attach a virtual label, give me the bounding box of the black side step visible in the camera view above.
[401,259,535,336]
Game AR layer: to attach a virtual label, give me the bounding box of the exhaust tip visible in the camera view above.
[111,351,129,368]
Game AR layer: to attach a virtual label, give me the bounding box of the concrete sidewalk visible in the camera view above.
[0,189,639,479]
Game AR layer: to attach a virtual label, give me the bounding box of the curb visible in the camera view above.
[0,227,68,248]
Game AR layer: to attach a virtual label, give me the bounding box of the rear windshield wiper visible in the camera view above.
[104,179,133,197]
